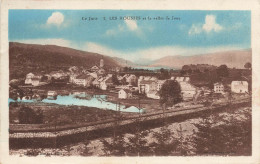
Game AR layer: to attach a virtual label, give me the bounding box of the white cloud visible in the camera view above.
[189,15,223,35]
[188,24,203,35]
[47,12,64,26]
[105,20,140,37]
[202,15,223,33]
[124,19,138,31]
[105,25,124,36]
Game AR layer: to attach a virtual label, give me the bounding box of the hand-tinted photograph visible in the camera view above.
[8,10,251,156]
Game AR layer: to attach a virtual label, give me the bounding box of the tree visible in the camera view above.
[175,124,194,155]
[180,70,186,76]
[125,130,151,156]
[80,140,93,156]
[182,65,190,71]
[169,69,174,75]
[158,68,170,80]
[111,74,119,85]
[149,125,180,156]
[216,64,229,78]
[192,112,252,156]
[159,80,182,108]
[244,62,251,70]
[101,134,126,156]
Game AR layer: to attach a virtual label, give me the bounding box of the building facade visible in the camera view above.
[214,82,224,93]
[118,89,132,99]
[231,81,248,93]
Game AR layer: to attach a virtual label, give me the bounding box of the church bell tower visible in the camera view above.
[100,58,104,68]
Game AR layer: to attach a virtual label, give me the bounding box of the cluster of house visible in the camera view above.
[117,74,137,85]
[24,59,107,88]
[118,75,249,100]
[133,76,196,100]
[24,73,52,86]
[25,70,71,86]
[23,59,249,102]
[213,81,249,94]
[118,76,196,100]
[24,59,138,91]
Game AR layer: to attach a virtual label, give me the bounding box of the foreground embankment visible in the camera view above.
[9,98,251,149]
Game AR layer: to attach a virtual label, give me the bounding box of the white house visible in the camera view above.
[138,80,157,94]
[47,91,57,97]
[214,82,224,93]
[184,77,190,82]
[73,74,94,87]
[125,74,137,85]
[25,73,42,84]
[89,72,98,79]
[47,91,57,99]
[118,89,133,99]
[138,76,158,90]
[231,81,248,93]
[50,70,66,79]
[144,76,152,81]
[117,75,124,81]
[92,77,102,88]
[179,81,197,100]
[157,80,166,91]
[100,76,113,90]
[31,77,41,86]
[147,91,160,99]
[33,73,42,79]
[25,73,35,84]
[69,72,80,83]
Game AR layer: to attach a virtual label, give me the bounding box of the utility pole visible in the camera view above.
[163,103,166,126]
[113,101,117,140]
[137,97,141,156]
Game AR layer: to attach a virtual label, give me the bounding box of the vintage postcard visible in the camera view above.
[1,0,260,164]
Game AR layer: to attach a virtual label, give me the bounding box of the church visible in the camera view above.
[90,58,106,75]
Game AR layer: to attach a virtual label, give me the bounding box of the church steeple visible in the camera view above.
[100,57,104,68]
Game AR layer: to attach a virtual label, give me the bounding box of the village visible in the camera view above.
[6,9,254,157]
[9,58,251,114]
[8,58,252,155]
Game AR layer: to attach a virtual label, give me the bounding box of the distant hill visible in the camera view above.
[9,42,252,80]
[111,57,136,67]
[149,49,252,69]
[9,42,120,79]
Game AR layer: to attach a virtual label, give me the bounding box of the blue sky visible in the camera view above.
[9,10,251,61]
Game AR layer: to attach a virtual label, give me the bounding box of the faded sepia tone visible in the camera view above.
[7,9,252,157]
[1,1,260,164]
